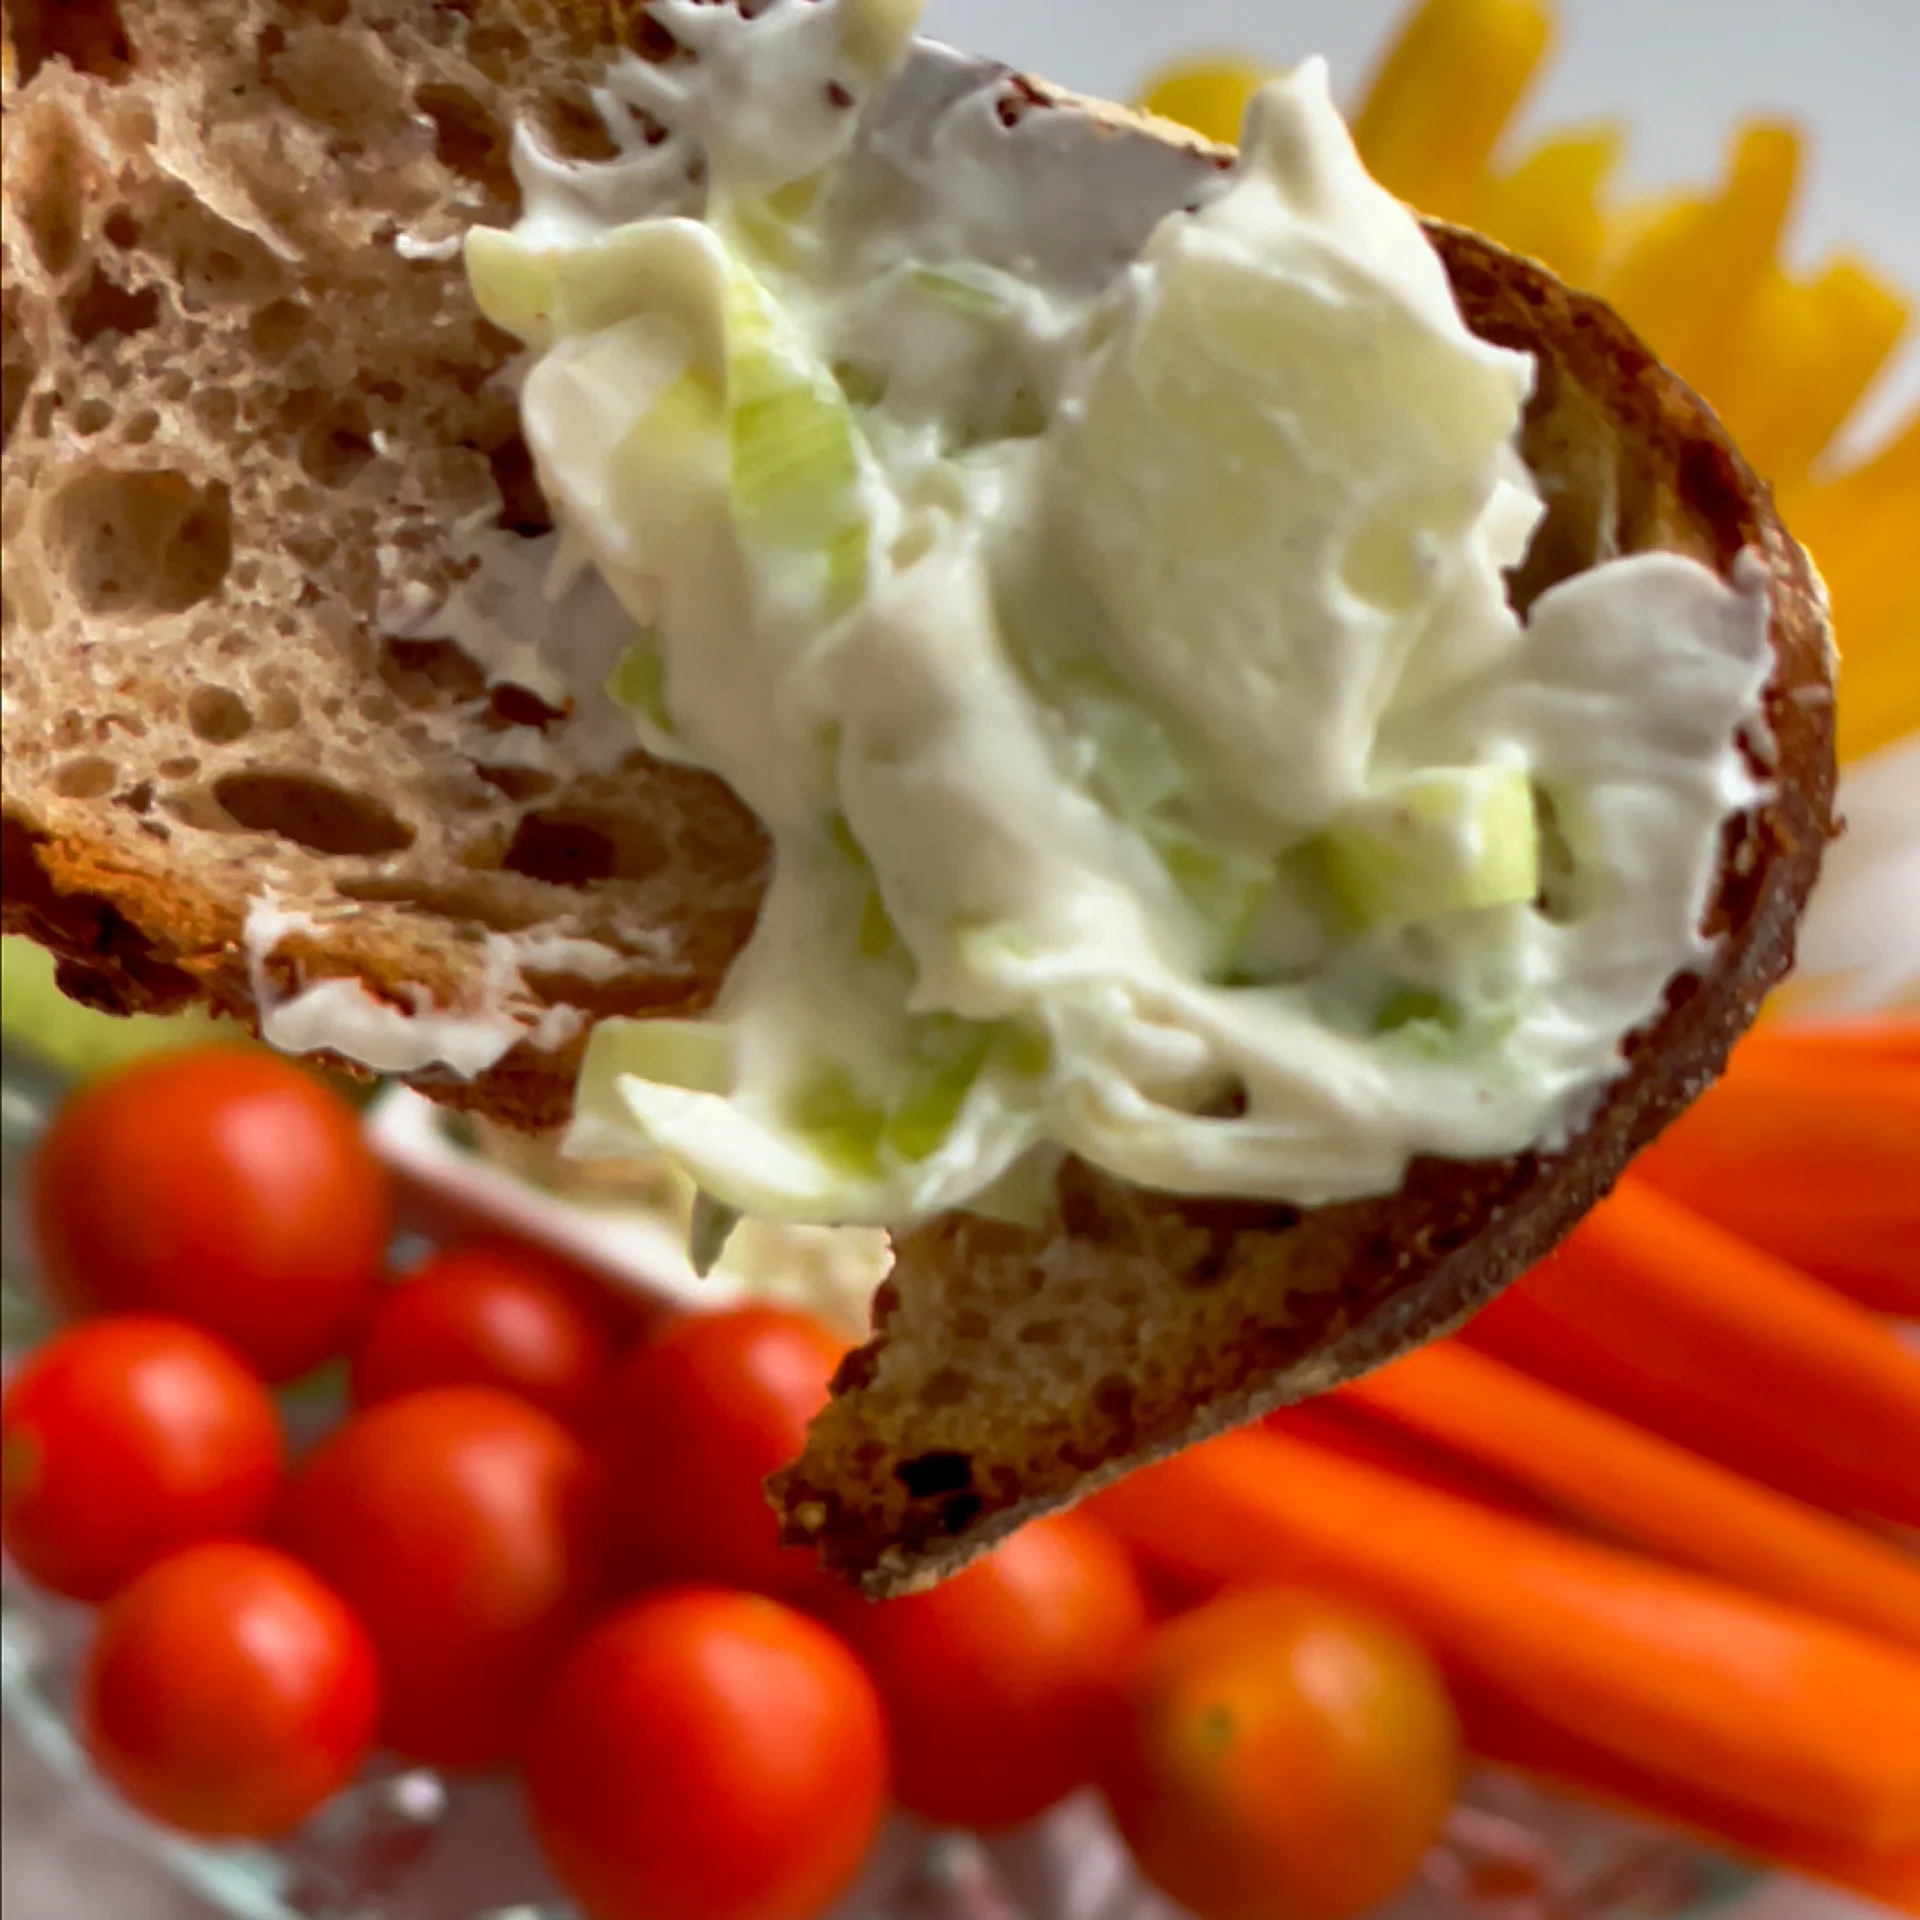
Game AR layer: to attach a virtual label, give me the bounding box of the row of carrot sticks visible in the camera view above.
[1089,1018,1920,1905]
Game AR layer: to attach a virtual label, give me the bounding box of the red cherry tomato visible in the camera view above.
[80,1542,379,1840]
[280,1385,612,1770]
[1,1317,283,1603]
[31,1048,390,1382]
[842,1512,1149,1830]
[524,1587,888,1920]
[351,1243,621,1432]
[599,1308,847,1596]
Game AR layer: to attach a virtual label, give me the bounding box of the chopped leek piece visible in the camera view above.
[833,359,889,408]
[1374,987,1454,1031]
[1228,878,1329,985]
[787,1066,887,1176]
[607,634,675,736]
[838,0,925,89]
[464,229,554,346]
[767,173,824,223]
[721,257,873,620]
[1000,386,1048,440]
[731,377,862,535]
[1002,578,1198,841]
[955,921,1037,984]
[723,196,807,272]
[882,1018,1051,1165]
[1148,820,1275,955]
[1053,659,1187,826]
[886,1024,996,1163]
[822,519,871,622]
[994,1022,1054,1080]
[552,226,714,337]
[1372,987,1464,1059]
[1314,765,1541,932]
[689,1192,743,1278]
[828,814,869,867]
[907,263,1012,320]
[857,888,899,959]
[608,368,729,531]
[966,1150,1059,1230]
[603,1019,738,1096]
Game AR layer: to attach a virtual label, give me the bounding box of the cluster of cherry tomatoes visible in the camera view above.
[1,1046,1461,1920]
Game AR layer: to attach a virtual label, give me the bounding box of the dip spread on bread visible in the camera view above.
[464,0,1773,1230]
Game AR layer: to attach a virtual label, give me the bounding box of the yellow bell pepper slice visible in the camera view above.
[1598,122,1798,401]
[1136,56,1274,148]
[1782,413,1920,637]
[1786,409,1920,521]
[1834,584,1920,765]
[1351,0,1552,223]
[1469,125,1621,287]
[1777,413,1920,764]
[1713,261,1908,485]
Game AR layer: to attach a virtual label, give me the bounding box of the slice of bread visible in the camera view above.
[3,0,1836,1593]
[3,0,768,1131]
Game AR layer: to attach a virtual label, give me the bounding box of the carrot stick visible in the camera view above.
[1634,1026,1920,1315]
[1264,1401,1560,1525]
[1456,1680,1920,1911]
[1458,1181,1920,1526]
[1746,1015,1920,1070]
[1088,1427,1920,1848]
[1339,1342,1920,1651]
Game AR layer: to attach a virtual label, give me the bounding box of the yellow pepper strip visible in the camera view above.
[1800,408,1920,508]
[1782,413,1920,635]
[1797,488,1914,672]
[1350,0,1552,224]
[1713,261,1908,486]
[1136,56,1274,148]
[1777,413,1920,763]
[1597,122,1798,403]
[1833,583,1920,764]
[1469,126,1620,287]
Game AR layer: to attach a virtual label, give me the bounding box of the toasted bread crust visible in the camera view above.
[769,222,1837,1596]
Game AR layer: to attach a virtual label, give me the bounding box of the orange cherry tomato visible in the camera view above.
[31,1048,390,1382]
[1,1317,283,1602]
[1102,1587,1461,1920]
[80,1542,379,1840]
[281,1385,612,1770]
[842,1512,1149,1830]
[523,1587,888,1920]
[598,1308,848,1597]
[351,1242,621,1432]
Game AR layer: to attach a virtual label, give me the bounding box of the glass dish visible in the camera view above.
[0,1043,1778,1920]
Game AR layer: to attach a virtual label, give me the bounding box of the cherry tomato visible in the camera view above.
[598,1308,847,1596]
[1102,1587,1461,1920]
[842,1512,1148,1830]
[80,1542,379,1839]
[31,1048,390,1382]
[1,1317,283,1603]
[281,1385,612,1770]
[351,1242,621,1432]
[524,1587,888,1920]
